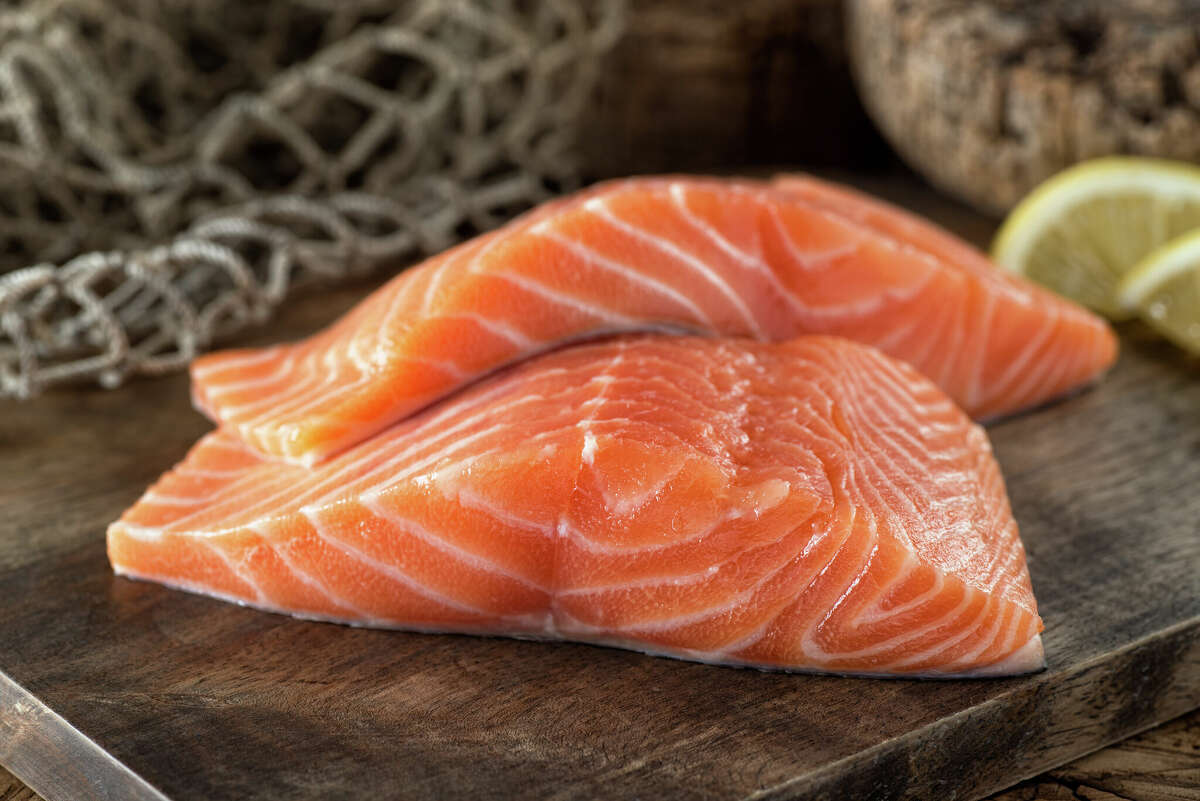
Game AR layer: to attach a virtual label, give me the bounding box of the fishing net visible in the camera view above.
[0,0,623,398]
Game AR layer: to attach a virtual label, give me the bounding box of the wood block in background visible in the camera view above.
[846,0,1200,216]
[579,0,889,177]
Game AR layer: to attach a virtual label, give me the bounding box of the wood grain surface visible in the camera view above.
[3,706,1195,800]
[1,171,1197,801]
[580,0,888,176]
[0,767,37,801]
[993,707,1200,801]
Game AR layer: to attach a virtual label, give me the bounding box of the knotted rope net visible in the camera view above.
[0,0,623,398]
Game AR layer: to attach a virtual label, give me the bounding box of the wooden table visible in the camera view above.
[1,706,1194,800]
[2,170,1197,800]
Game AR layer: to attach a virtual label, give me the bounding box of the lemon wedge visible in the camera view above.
[992,157,1200,319]
[1118,228,1200,354]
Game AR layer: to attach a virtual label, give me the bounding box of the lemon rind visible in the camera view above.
[1117,227,1200,308]
[992,157,1200,274]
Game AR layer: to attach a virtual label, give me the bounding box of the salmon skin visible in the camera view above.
[111,336,1044,678]
[189,175,1116,467]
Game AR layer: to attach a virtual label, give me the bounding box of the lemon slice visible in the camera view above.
[1117,229,1200,354]
[992,157,1200,319]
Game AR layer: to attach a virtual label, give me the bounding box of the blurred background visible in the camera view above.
[2,0,1198,399]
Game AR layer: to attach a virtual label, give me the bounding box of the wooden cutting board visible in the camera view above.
[1,173,1197,801]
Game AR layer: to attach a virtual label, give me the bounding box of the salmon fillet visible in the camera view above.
[774,174,1037,295]
[112,336,1044,677]
[189,176,1116,466]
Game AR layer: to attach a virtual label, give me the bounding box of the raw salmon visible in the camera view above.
[111,336,1044,677]
[774,174,1032,294]
[190,176,1116,466]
